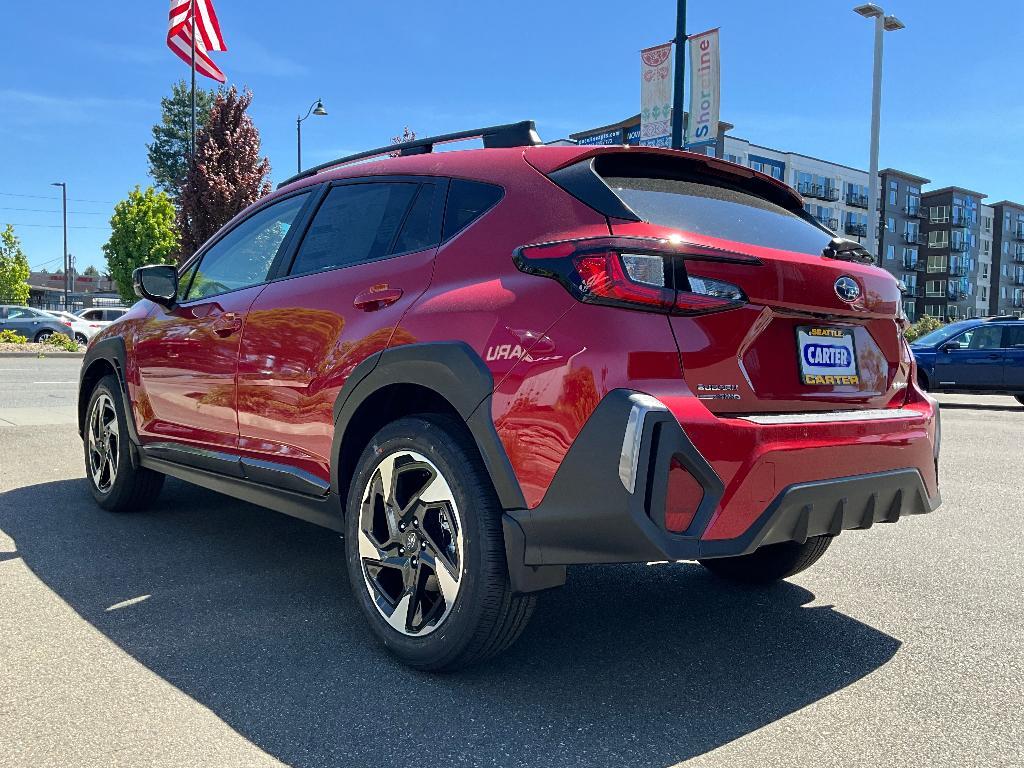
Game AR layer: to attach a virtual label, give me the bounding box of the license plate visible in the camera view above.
[796,326,859,385]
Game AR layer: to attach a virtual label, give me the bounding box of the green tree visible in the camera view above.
[83,264,100,277]
[102,187,180,303]
[147,80,218,200]
[0,224,31,305]
[904,314,944,342]
[178,87,271,261]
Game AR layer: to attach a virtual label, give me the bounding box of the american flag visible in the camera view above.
[167,0,227,83]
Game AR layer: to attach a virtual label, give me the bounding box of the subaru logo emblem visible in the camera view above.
[834,276,861,303]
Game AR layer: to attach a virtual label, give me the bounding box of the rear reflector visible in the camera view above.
[514,236,751,316]
[665,457,704,533]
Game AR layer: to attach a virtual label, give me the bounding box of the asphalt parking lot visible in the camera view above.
[0,356,1021,767]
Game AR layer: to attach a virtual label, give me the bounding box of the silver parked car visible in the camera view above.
[0,305,75,342]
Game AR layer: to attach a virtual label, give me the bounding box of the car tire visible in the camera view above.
[84,375,164,512]
[698,535,833,585]
[75,333,88,345]
[34,330,53,342]
[344,414,536,671]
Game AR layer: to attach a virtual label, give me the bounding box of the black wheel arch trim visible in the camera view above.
[79,336,142,446]
[329,341,527,511]
[330,341,564,593]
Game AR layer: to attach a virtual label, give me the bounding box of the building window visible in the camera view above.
[930,205,950,223]
[925,280,945,296]
[982,215,992,232]
[903,300,917,322]
[924,304,944,319]
[927,254,948,272]
[981,286,988,301]
[886,244,895,261]
[928,230,949,248]
[887,216,895,232]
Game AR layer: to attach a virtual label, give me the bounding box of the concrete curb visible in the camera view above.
[0,351,86,358]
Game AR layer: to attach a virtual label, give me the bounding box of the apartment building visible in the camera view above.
[878,169,929,321]
[989,201,1024,315]
[917,187,984,321]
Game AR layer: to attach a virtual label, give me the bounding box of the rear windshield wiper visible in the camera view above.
[822,237,875,265]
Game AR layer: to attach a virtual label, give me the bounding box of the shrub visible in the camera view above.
[904,314,944,342]
[0,328,27,344]
[41,333,80,352]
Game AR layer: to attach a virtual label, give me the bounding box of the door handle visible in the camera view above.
[986,354,1001,360]
[211,313,243,337]
[353,287,403,312]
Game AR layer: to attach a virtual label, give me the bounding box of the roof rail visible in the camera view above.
[984,315,1020,321]
[277,120,542,189]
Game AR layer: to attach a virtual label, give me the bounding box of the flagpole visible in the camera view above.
[190,0,197,163]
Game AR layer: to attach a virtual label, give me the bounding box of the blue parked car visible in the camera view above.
[911,316,1024,404]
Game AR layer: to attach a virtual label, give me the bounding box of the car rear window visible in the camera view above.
[603,175,834,255]
[442,179,503,241]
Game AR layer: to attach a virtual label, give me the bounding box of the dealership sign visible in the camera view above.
[639,42,673,148]
[685,28,720,147]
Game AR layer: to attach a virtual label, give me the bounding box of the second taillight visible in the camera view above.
[513,236,751,316]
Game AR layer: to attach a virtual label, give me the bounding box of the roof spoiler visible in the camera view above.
[277,120,542,189]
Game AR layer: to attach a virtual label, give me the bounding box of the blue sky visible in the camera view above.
[2,0,1022,271]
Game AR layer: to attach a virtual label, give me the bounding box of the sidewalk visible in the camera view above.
[0,407,77,427]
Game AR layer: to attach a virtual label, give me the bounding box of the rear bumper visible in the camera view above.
[503,389,940,578]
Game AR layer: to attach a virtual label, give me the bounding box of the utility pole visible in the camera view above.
[51,182,68,310]
[670,0,687,149]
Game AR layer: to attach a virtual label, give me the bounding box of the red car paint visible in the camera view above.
[94,143,939,542]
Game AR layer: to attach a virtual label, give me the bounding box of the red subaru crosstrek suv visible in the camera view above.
[79,122,940,670]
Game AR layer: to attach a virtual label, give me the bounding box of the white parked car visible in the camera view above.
[42,310,93,345]
[75,307,128,339]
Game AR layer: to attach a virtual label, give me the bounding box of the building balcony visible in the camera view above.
[813,216,839,231]
[947,289,967,301]
[844,222,868,237]
[846,192,869,208]
[949,240,970,253]
[799,182,840,202]
[1014,227,1024,241]
[902,231,925,245]
[951,213,971,227]
[903,203,926,219]
[1014,297,1024,308]
[1014,275,1024,287]
[902,284,922,297]
[1012,249,1024,263]
[903,258,926,271]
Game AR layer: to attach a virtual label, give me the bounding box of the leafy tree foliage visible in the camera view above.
[102,187,180,303]
[83,264,101,277]
[389,126,416,157]
[147,80,218,199]
[0,224,31,305]
[904,314,944,342]
[177,87,271,262]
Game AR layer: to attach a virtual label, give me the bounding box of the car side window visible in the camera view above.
[8,307,38,320]
[288,183,421,277]
[185,192,309,301]
[442,179,503,241]
[955,326,1003,350]
[1002,326,1024,348]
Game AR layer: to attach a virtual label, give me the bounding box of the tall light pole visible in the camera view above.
[296,98,328,173]
[854,4,905,257]
[670,0,687,150]
[51,182,68,310]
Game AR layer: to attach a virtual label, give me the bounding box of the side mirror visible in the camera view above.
[939,341,961,353]
[133,265,178,308]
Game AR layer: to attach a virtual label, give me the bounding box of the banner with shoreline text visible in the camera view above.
[684,28,720,148]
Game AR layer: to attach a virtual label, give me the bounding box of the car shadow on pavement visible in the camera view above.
[1,478,901,768]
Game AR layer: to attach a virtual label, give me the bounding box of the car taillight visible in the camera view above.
[513,236,751,316]
[62,321,72,327]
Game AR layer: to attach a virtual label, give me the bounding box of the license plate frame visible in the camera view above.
[796,326,860,386]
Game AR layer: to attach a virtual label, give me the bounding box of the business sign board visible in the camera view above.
[685,28,720,148]
[639,42,673,148]
[577,129,622,146]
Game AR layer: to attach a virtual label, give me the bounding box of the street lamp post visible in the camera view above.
[854,4,905,257]
[296,98,328,174]
[50,182,68,310]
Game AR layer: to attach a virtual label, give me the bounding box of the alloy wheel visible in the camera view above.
[87,393,119,493]
[357,450,463,637]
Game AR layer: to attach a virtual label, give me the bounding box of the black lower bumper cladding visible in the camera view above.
[504,389,941,580]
